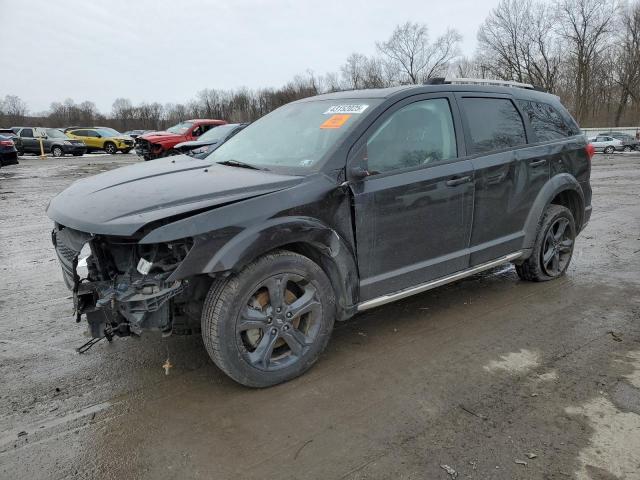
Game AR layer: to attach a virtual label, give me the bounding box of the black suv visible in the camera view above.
[47,80,592,387]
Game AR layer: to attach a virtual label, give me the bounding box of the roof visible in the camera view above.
[296,83,559,104]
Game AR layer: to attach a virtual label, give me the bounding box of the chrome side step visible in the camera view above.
[356,252,523,311]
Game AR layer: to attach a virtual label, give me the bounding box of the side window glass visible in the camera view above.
[366,98,457,175]
[517,100,573,142]
[460,98,526,154]
[73,130,86,136]
[21,128,33,138]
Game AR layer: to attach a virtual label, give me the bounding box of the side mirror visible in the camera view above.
[349,166,370,181]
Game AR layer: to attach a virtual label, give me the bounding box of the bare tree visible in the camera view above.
[1,94,28,124]
[557,0,618,122]
[477,0,562,90]
[376,22,461,84]
[613,1,640,125]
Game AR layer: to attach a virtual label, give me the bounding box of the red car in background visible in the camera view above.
[135,119,226,160]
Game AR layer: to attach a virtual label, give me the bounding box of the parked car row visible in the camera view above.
[0,120,249,163]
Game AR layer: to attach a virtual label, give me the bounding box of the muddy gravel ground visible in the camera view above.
[1,153,639,480]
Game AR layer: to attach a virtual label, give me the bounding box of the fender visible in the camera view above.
[521,173,585,252]
[167,216,359,317]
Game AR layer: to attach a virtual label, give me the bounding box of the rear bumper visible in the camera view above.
[0,150,19,166]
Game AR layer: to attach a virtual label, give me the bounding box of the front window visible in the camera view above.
[167,121,193,134]
[208,100,381,170]
[95,128,120,137]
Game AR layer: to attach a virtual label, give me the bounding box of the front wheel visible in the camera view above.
[604,146,615,154]
[104,142,117,154]
[623,145,632,152]
[516,205,576,282]
[52,146,64,157]
[201,251,336,388]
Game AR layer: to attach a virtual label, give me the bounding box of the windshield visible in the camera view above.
[46,128,67,138]
[95,128,120,137]
[199,124,238,142]
[208,100,380,170]
[167,121,193,134]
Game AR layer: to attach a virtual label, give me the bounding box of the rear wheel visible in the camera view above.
[52,146,64,157]
[104,142,117,154]
[623,145,632,152]
[201,251,336,387]
[516,205,576,282]
[604,146,615,154]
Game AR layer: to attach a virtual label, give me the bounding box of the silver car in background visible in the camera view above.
[588,135,623,154]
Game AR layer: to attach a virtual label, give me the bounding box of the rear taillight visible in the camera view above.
[585,143,595,161]
[0,139,13,147]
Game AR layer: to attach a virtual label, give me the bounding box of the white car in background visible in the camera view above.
[588,135,623,154]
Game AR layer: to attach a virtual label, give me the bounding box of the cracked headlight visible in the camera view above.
[76,242,92,279]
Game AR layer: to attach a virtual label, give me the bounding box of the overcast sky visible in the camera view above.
[0,0,500,114]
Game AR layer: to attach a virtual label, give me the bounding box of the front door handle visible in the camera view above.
[530,159,548,168]
[446,175,472,187]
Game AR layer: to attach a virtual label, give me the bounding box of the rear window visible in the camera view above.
[460,98,526,154]
[20,128,33,138]
[517,101,577,142]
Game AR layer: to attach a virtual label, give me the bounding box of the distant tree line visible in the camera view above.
[1,0,638,130]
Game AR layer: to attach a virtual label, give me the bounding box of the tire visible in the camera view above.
[516,205,576,282]
[604,146,615,154]
[17,149,24,156]
[104,142,117,154]
[201,250,336,388]
[121,148,132,154]
[623,146,632,152]
[52,146,64,158]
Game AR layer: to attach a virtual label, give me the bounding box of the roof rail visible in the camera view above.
[424,77,535,90]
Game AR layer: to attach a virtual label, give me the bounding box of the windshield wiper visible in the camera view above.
[216,159,266,171]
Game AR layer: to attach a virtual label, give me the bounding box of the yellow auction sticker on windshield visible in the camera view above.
[320,114,351,129]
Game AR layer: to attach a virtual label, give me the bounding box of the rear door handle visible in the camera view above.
[446,175,472,187]
[530,159,547,168]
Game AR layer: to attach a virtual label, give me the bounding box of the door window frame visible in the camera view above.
[346,93,466,181]
[454,92,531,158]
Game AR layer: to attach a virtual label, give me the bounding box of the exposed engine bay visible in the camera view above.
[53,225,210,344]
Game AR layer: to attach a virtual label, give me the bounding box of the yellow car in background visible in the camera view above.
[65,127,135,154]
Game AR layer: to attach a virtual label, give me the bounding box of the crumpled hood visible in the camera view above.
[139,131,184,144]
[47,155,303,236]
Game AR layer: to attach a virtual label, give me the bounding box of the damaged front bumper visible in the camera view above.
[52,225,191,339]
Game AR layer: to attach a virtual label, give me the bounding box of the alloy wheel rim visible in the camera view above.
[541,217,573,276]
[237,273,322,371]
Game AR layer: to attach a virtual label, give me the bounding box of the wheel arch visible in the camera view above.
[522,174,585,252]
[167,217,360,320]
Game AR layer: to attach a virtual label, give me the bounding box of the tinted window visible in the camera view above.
[20,128,33,138]
[366,98,457,174]
[86,130,99,138]
[71,130,87,136]
[518,101,575,142]
[460,98,526,154]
